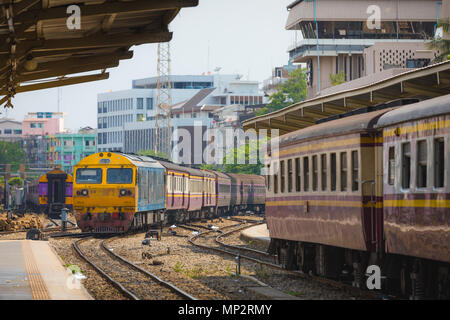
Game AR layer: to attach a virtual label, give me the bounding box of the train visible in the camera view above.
[26,168,73,218]
[72,153,265,233]
[265,94,450,299]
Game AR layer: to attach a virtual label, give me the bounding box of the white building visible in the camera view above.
[98,74,264,155]
[0,118,22,142]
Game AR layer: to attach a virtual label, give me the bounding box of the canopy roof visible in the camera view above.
[0,0,198,107]
[243,61,450,136]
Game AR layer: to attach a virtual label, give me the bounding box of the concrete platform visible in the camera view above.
[0,240,92,300]
[240,224,271,246]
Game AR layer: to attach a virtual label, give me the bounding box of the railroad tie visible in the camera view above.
[22,241,51,300]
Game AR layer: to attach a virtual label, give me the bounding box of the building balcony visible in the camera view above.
[288,38,425,62]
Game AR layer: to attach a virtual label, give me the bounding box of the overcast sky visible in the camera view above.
[3,0,297,131]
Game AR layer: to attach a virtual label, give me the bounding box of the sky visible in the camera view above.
[3,0,297,131]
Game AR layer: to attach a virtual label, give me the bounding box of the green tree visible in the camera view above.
[262,68,307,116]
[8,177,23,187]
[199,163,222,172]
[222,141,263,175]
[0,141,26,171]
[427,18,450,63]
[330,70,346,86]
[138,149,168,160]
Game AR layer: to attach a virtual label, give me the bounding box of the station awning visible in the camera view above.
[243,60,450,136]
[0,0,198,107]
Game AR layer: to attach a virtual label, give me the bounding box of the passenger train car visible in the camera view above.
[26,169,73,218]
[73,152,265,233]
[265,95,450,299]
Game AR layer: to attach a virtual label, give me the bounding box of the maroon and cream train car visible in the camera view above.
[159,161,190,222]
[227,173,266,214]
[209,170,232,215]
[265,109,391,277]
[201,169,217,216]
[377,95,450,298]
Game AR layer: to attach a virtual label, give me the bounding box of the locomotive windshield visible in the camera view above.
[107,168,133,184]
[76,168,103,184]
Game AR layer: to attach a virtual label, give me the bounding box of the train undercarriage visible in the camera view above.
[269,238,449,299]
[127,204,265,232]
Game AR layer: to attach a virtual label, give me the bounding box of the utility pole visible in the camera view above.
[155,41,172,159]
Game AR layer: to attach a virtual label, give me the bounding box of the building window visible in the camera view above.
[14,130,21,135]
[288,159,293,192]
[137,98,144,109]
[312,155,318,191]
[274,172,278,194]
[30,123,36,128]
[4,129,11,134]
[146,98,153,110]
[280,161,285,193]
[331,153,336,191]
[388,147,395,185]
[417,141,427,188]
[434,138,445,188]
[137,114,144,122]
[321,154,327,191]
[303,157,309,191]
[352,151,359,191]
[402,143,411,189]
[295,158,301,192]
[340,152,347,191]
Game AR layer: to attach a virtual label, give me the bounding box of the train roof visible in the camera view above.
[226,173,265,184]
[377,94,450,128]
[76,153,164,169]
[276,108,394,147]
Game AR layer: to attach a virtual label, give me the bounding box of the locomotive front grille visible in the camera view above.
[93,226,120,233]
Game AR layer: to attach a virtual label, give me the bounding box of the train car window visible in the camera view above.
[434,138,445,188]
[321,154,327,191]
[274,172,278,194]
[388,147,395,185]
[352,151,359,191]
[417,141,427,188]
[303,157,309,191]
[402,143,411,189]
[107,168,133,184]
[340,152,347,191]
[312,155,318,191]
[331,153,336,191]
[76,168,102,184]
[267,164,271,191]
[295,158,301,192]
[280,161,285,193]
[288,159,293,192]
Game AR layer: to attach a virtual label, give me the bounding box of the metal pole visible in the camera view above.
[314,0,321,92]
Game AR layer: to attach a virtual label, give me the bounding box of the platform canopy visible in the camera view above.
[0,0,198,107]
[243,60,450,136]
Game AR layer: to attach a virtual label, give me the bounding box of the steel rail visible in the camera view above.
[72,237,139,300]
[189,222,383,300]
[102,238,197,301]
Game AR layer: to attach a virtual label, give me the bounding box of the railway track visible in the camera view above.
[188,220,384,300]
[0,225,79,236]
[73,236,197,300]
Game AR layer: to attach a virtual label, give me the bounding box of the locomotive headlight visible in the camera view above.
[119,189,133,197]
[81,189,89,196]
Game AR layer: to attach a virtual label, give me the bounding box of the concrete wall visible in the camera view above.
[364,42,438,76]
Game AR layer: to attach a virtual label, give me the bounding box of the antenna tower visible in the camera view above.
[155,41,172,159]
